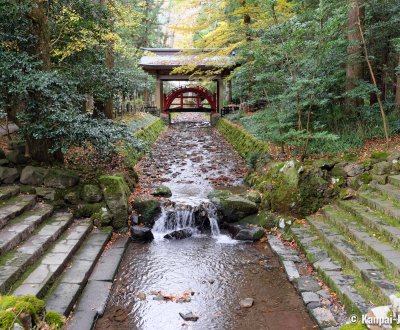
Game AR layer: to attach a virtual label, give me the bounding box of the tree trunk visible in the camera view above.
[396,55,400,111]
[345,0,364,112]
[25,0,62,162]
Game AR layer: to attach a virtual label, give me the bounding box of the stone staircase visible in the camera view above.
[291,175,400,317]
[0,185,128,329]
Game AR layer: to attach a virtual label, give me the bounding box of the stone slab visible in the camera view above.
[46,283,81,316]
[282,260,300,282]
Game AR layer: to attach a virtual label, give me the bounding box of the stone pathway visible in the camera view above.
[291,174,400,321]
[0,184,128,329]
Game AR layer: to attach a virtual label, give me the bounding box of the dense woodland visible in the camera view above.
[1,0,400,162]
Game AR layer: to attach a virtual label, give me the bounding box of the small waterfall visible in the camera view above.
[152,201,221,237]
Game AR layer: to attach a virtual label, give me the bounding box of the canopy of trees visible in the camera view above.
[173,0,400,157]
[0,0,164,162]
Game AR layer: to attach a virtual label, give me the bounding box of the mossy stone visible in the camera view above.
[44,310,65,330]
[99,175,131,230]
[239,211,276,229]
[74,203,103,218]
[0,296,18,310]
[371,151,389,162]
[64,191,80,205]
[133,199,161,227]
[44,168,79,189]
[151,185,172,197]
[82,184,103,203]
[19,295,45,314]
[219,195,258,222]
[0,310,21,329]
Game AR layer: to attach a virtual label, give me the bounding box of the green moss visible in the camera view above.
[343,153,358,162]
[0,310,20,329]
[14,301,35,315]
[19,295,45,314]
[339,323,368,330]
[360,172,373,184]
[238,211,276,229]
[0,296,18,310]
[74,202,103,218]
[99,175,130,197]
[216,119,270,161]
[44,310,65,330]
[133,199,161,226]
[371,151,389,162]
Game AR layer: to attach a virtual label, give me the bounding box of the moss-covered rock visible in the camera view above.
[74,203,103,218]
[44,310,65,330]
[133,199,161,227]
[44,168,79,189]
[0,310,21,329]
[244,190,262,204]
[82,184,103,203]
[151,185,172,197]
[64,191,80,205]
[0,166,19,184]
[371,161,391,175]
[216,195,258,223]
[0,296,18,310]
[20,166,48,185]
[371,151,389,162]
[92,207,112,227]
[238,211,276,229]
[99,175,131,230]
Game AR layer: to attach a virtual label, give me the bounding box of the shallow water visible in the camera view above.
[97,114,315,330]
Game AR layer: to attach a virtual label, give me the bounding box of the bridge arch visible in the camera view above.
[163,86,217,113]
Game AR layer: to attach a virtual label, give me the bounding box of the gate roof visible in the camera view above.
[139,48,235,80]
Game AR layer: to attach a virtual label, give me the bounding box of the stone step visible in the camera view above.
[323,205,400,277]
[0,204,54,255]
[45,228,112,316]
[0,185,20,201]
[371,183,400,202]
[388,175,400,188]
[66,236,129,330]
[338,199,400,248]
[358,191,400,222]
[290,224,372,315]
[0,194,36,229]
[13,220,92,298]
[0,212,74,294]
[307,213,397,302]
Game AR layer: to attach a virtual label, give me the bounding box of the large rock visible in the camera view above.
[164,228,193,240]
[234,226,264,241]
[99,175,131,230]
[44,168,79,188]
[82,184,103,203]
[0,167,19,183]
[151,185,172,197]
[130,225,154,242]
[35,187,56,201]
[372,161,392,175]
[132,199,161,227]
[342,163,364,177]
[212,193,258,223]
[20,166,48,185]
[6,149,27,165]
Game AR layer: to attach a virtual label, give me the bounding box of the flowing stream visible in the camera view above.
[97,113,315,330]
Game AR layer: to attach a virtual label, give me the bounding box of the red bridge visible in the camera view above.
[163,85,217,113]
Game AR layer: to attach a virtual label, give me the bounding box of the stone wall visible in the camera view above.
[216,118,400,217]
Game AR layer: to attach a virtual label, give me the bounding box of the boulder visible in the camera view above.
[132,199,161,227]
[0,167,19,183]
[214,195,258,223]
[92,207,112,227]
[244,190,261,204]
[20,166,48,185]
[99,175,131,230]
[164,228,193,240]
[44,169,79,189]
[372,161,392,175]
[64,191,80,205]
[35,187,56,201]
[234,226,264,241]
[0,159,9,166]
[151,185,172,197]
[342,163,364,177]
[6,149,27,165]
[330,162,348,178]
[82,184,103,203]
[130,225,154,242]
